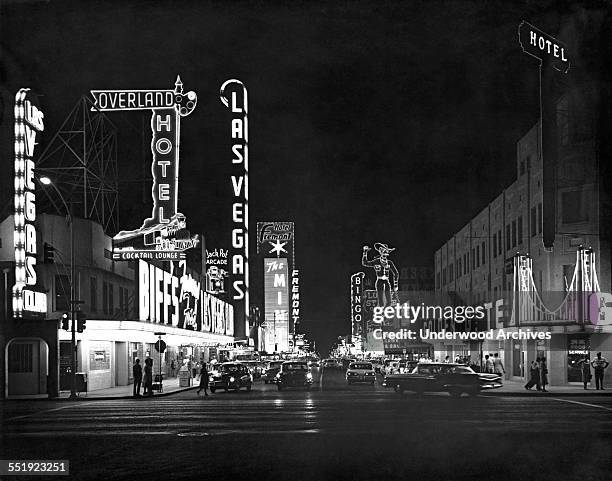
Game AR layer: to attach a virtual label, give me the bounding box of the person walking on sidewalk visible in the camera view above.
[539,357,548,392]
[493,353,505,380]
[591,352,609,390]
[484,355,494,374]
[579,356,592,390]
[196,362,209,396]
[524,359,540,390]
[133,358,142,397]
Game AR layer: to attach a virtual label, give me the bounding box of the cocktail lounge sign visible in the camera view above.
[90,77,199,260]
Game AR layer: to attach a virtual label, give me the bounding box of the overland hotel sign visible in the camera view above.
[90,77,199,260]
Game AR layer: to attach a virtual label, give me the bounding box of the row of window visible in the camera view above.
[54,275,131,316]
[438,202,543,287]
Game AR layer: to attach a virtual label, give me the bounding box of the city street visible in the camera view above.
[2,368,611,481]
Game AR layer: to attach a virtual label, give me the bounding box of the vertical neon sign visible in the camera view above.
[220,80,249,338]
[13,88,46,318]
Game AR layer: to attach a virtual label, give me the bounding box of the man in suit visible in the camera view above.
[133,358,142,397]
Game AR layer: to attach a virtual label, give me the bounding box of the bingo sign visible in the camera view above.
[351,272,364,337]
[90,77,200,261]
[13,89,47,319]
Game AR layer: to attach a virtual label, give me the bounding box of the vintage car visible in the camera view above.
[346,362,376,385]
[208,362,253,393]
[261,361,284,384]
[275,361,313,390]
[383,363,502,397]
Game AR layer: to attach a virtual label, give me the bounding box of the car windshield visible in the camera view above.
[268,362,282,369]
[452,366,475,374]
[350,363,372,370]
[221,364,240,373]
[284,363,308,371]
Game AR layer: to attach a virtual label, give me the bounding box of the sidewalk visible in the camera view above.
[58,376,200,400]
[482,379,612,397]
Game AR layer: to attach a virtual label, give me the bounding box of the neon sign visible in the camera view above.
[351,272,365,337]
[220,79,249,335]
[291,269,300,327]
[263,258,289,352]
[518,21,570,73]
[362,243,399,308]
[91,77,199,260]
[13,89,46,318]
[137,260,234,336]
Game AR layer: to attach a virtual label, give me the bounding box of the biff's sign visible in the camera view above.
[519,21,570,73]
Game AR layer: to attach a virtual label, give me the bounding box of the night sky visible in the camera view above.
[1,1,609,354]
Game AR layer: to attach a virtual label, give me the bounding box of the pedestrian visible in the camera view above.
[493,353,505,379]
[132,358,142,397]
[539,357,548,392]
[590,352,609,390]
[524,359,540,391]
[444,356,450,363]
[197,362,209,396]
[579,356,592,390]
[484,354,494,374]
[170,360,176,377]
[143,358,153,396]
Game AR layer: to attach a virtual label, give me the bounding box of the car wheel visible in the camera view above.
[224,384,229,392]
[347,380,352,385]
[247,383,252,392]
[394,385,404,394]
[449,388,462,398]
[210,387,216,393]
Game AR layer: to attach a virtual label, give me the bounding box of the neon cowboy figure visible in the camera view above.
[362,243,399,307]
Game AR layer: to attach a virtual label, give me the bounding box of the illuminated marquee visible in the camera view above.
[13,89,47,318]
[518,21,570,73]
[257,222,294,253]
[220,79,249,336]
[137,260,234,336]
[263,258,289,352]
[91,77,199,260]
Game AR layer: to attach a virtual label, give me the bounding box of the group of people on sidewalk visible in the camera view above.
[132,358,154,397]
[524,357,549,392]
[578,352,609,390]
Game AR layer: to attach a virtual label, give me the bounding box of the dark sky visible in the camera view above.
[1,0,609,354]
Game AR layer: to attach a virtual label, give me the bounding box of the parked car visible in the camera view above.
[322,359,338,369]
[262,361,284,384]
[308,360,320,369]
[276,361,313,391]
[383,363,502,397]
[346,362,376,385]
[243,361,263,379]
[209,362,253,393]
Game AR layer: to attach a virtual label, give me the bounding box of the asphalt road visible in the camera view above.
[1,367,611,481]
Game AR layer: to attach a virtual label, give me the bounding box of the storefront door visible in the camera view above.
[8,341,40,395]
[567,335,590,383]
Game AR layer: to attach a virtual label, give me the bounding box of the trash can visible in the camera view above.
[178,368,191,387]
[75,372,87,393]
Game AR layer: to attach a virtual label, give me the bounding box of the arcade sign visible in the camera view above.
[91,77,199,260]
[13,88,47,318]
[518,21,570,73]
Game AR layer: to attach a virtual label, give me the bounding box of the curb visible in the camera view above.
[3,386,199,402]
[481,390,612,397]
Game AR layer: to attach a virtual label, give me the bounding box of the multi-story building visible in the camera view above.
[434,83,611,386]
[1,214,236,398]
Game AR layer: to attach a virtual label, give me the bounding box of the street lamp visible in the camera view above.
[39,176,78,399]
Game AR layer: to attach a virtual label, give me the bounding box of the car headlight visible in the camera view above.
[306,373,313,380]
[276,373,281,379]
[229,376,235,382]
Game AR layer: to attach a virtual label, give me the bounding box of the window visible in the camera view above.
[493,235,497,258]
[8,343,33,373]
[557,96,569,146]
[476,245,480,268]
[498,231,502,256]
[531,206,537,236]
[449,264,454,282]
[458,258,462,277]
[472,249,476,270]
[436,272,440,289]
[518,216,523,245]
[102,281,114,315]
[90,277,97,312]
[466,252,470,273]
[537,203,543,234]
[119,286,129,316]
[520,159,526,176]
[481,242,486,265]
[109,283,114,315]
[562,191,588,224]
[55,275,70,311]
[512,220,517,247]
[442,268,446,285]
[506,225,511,250]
